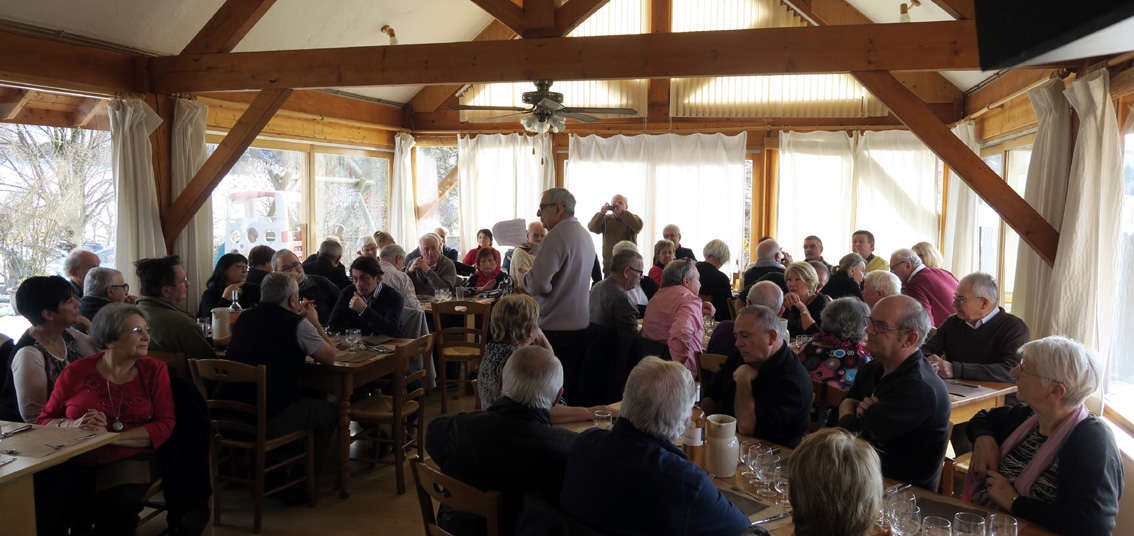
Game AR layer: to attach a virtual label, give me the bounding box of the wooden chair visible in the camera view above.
[410,457,502,536]
[809,379,847,432]
[472,378,482,410]
[349,334,433,495]
[936,421,956,494]
[694,352,728,384]
[430,300,492,414]
[941,451,972,496]
[136,478,166,529]
[149,350,187,379]
[728,298,742,320]
[188,359,316,534]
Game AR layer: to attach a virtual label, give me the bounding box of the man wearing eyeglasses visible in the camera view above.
[272,249,341,325]
[889,247,958,327]
[588,250,643,336]
[662,224,697,262]
[134,255,223,362]
[78,267,136,326]
[837,295,951,491]
[922,272,1030,384]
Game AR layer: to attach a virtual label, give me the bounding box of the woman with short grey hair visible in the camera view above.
[648,239,675,287]
[698,239,734,322]
[964,336,1121,535]
[799,297,872,391]
[642,259,713,376]
[822,253,866,301]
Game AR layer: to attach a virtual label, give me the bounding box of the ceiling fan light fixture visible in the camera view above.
[549,114,567,133]
[520,114,539,131]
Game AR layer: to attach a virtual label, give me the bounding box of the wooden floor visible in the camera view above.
[139,389,481,536]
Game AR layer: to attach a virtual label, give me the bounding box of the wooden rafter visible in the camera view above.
[181,0,279,55]
[963,68,1058,118]
[928,0,976,20]
[646,0,671,122]
[418,165,459,220]
[149,21,980,93]
[0,87,32,121]
[162,89,293,249]
[70,97,106,128]
[0,29,138,94]
[470,0,528,36]
[852,71,1059,266]
[554,0,610,36]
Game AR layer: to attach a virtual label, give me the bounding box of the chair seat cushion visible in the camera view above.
[954,451,972,473]
[441,346,483,359]
[350,394,420,421]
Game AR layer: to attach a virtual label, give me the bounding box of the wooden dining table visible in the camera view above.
[0,421,119,534]
[298,336,411,498]
[947,380,1017,424]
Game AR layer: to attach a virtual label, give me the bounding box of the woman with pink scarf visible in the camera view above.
[963,336,1122,535]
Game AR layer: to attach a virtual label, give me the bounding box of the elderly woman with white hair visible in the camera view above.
[641,259,714,376]
[964,336,1123,535]
[799,297,872,391]
[696,239,734,322]
[822,253,866,301]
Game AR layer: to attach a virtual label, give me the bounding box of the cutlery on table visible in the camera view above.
[730,485,766,503]
[1,424,32,438]
[751,512,791,525]
[45,434,97,450]
[0,457,16,468]
[0,448,18,455]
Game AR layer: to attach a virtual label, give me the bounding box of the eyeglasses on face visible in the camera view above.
[663,233,678,240]
[125,326,152,336]
[109,283,130,293]
[538,202,558,210]
[233,264,249,272]
[280,261,303,272]
[627,266,644,278]
[952,294,971,304]
[865,316,901,333]
[1017,360,1063,384]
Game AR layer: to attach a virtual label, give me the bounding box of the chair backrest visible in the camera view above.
[694,352,728,383]
[188,358,267,445]
[411,456,502,536]
[430,300,492,353]
[810,379,847,431]
[395,334,434,402]
[150,350,188,379]
[728,298,741,320]
[698,294,712,307]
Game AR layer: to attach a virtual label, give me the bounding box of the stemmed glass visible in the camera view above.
[772,464,791,508]
[752,452,780,498]
[922,516,952,536]
[345,329,362,350]
[989,514,1017,536]
[888,505,921,536]
[739,441,762,477]
[954,512,987,536]
[885,489,917,518]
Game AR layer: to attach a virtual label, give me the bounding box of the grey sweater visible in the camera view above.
[588,278,639,335]
[524,217,595,331]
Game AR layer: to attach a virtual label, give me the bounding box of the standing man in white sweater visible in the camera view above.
[524,188,597,400]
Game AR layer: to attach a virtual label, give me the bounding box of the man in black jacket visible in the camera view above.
[303,238,353,291]
[426,346,576,536]
[272,249,340,325]
[327,256,403,336]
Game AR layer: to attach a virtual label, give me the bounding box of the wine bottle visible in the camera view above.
[682,382,706,468]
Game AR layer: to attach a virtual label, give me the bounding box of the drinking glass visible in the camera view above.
[738,440,762,477]
[988,514,1017,536]
[922,516,952,536]
[954,512,987,536]
[754,453,780,498]
[745,445,766,486]
[773,465,791,508]
[885,489,918,518]
[593,410,613,430]
[345,329,363,350]
[437,288,452,302]
[196,317,211,338]
[888,505,921,536]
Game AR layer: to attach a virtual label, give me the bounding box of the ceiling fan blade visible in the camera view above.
[562,107,638,115]
[538,98,565,112]
[448,104,529,112]
[485,111,530,120]
[560,112,601,123]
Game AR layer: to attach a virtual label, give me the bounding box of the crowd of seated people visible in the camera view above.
[1,185,1126,536]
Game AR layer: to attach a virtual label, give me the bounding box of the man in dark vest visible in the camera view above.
[216,272,338,468]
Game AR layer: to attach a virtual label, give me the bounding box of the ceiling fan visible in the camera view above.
[448,80,638,133]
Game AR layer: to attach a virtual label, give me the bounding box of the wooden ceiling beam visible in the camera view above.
[0,29,139,94]
[70,97,107,128]
[928,0,976,20]
[149,21,980,93]
[554,0,610,36]
[470,0,528,36]
[0,87,32,121]
[963,68,1058,118]
[853,70,1058,266]
[181,0,278,55]
[162,88,293,249]
[523,0,557,38]
[206,90,406,127]
[647,0,671,123]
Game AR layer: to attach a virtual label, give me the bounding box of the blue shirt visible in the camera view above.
[560,419,750,536]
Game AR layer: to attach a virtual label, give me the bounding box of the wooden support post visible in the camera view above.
[853,70,1059,266]
[147,94,176,231]
[161,89,293,249]
[524,0,557,38]
[647,0,672,124]
[181,0,279,55]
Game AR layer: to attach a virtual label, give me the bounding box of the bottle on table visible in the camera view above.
[228,289,242,329]
[682,382,706,469]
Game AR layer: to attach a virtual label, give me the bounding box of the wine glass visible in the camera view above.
[989,514,1017,536]
[593,410,613,430]
[345,329,362,350]
[754,453,780,498]
[745,445,766,486]
[738,440,762,477]
[954,512,987,536]
[885,489,918,518]
[773,464,791,508]
[922,516,952,536]
[888,505,921,536]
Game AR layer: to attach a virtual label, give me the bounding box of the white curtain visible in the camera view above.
[170,99,210,315]
[777,131,855,257]
[390,132,417,245]
[1043,69,1123,349]
[109,98,165,291]
[942,122,981,275]
[853,130,941,257]
[457,133,554,252]
[568,133,747,268]
[1012,79,1073,334]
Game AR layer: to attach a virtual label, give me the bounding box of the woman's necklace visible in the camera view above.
[101,358,127,432]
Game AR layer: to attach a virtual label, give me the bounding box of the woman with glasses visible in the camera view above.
[0,276,98,423]
[197,251,261,318]
[35,303,175,535]
[648,239,675,287]
[964,336,1122,535]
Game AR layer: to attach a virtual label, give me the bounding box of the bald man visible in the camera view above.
[587,194,643,277]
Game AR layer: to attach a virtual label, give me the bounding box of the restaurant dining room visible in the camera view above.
[1,0,1133,535]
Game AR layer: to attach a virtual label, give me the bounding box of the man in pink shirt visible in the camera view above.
[641,259,714,376]
[889,248,958,327]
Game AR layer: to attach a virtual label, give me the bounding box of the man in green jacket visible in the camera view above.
[135,255,225,361]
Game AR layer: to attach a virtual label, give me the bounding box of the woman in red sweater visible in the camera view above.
[36,302,175,535]
[462,228,502,267]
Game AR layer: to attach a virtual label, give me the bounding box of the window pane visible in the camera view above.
[0,125,114,337]
[975,154,1003,275]
[313,153,390,267]
[416,147,460,248]
[209,146,307,262]
[1000,146,1032,311]
[1105,131,1134,418]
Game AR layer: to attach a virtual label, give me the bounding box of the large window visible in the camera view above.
[313,151,391,267]
[415,146,460,249]
[1104,129,1134,426]
[977,137,1034,310]
[0,124,114,338]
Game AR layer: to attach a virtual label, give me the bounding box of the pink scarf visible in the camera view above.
[962,403,1089,508]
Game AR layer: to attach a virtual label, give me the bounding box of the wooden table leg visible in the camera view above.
[336,375,352,499]
[0,474,37,533]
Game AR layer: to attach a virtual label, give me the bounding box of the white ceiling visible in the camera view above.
[0,0,993,105]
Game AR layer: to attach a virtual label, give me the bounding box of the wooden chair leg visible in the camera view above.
[306,433,317,508]
[394,420,407,495]
[211,442,222,528]
[439,354,449,415]
[254,450,265,534]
